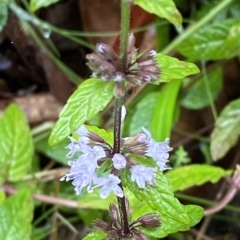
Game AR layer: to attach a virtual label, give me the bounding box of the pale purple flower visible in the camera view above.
[60,159,96,195]
[76,125,89,136]
[112,153,127,169]
[94,174,124,199]
[66,137,81,158]
[139,127,171,171]
[62,143,107,195]
[78,143,106,171]
[130,165,156,188]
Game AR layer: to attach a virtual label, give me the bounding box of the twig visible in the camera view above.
[3,184,82,208]
[204,166,240,216]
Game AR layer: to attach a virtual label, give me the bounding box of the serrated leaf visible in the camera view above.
[82,231,107,240]
[165,164,232,192]
[156,53,200,83]
[0,190,33,240]
[184,205,204,227]
[0,104,34,183]
[0,1,8,32]
[49,78,114,146]
[132,204,203,238]
[210,98,240,161]
[29,0,60,12]
[134,0,182,27]
[176,19,240,61]
[181,67,223,110]
[129,92,159,135]
[151,79,182,141]
[123,171,191,238]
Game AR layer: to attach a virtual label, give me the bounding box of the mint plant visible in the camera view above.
[48,0,203,239]
[1,0,240,239]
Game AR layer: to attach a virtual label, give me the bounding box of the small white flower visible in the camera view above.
[112,153,127,169]
[94,174,124,199]
[130,165,156,188]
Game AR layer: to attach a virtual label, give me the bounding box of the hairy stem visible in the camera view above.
[112,0,131,235]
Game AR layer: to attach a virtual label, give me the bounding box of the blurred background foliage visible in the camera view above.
[0,0,240,239]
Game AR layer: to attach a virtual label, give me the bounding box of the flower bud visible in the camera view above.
[96,43,118,61]
[137,213,161,228]
[93,219,110,231]
[109,203,119,223]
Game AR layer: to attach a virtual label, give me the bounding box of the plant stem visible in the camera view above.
[162,0,234,54]
[112,0,131,236]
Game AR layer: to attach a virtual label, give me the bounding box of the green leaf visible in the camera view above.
[132,204,203,238]
[82,231,107,240]
[0,189,5,205]
[151,79,182,141]
[176,19,240,61]
[165,164,232,192]
[184,205,204,227]
[123,171,191,238]
[29,0,60,12]
[181,67,223,110]
[49,78,114,146]
[0,1,8,32]
[78,189,117,210]
[127,154,157,167]
[129,92,159,135]
[0,104,34,183]
[156,53,200,83]
[134,0,182,27]
[210,98,240,161]
[0,190,33,240]
[35,136,69,164]
[85,125,113,146]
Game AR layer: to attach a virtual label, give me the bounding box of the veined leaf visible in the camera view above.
[181,67,223,109]
[134,0,182,27]
[0,104,34,183]
[156,53,200,83]
[165,164,232,192]
[184,205,204,227]
[82,231,107,240]
[29,0,60,12]
[210,98,240,161]
[131,204,203,238]
[123,171,191,238]
[0,190,33,240]
[0,1,8,32]
[176,19,240,61]
[151,79,182,141]
[49,78,114,146]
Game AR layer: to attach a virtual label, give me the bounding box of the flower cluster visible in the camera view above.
[86,33,160,86]
[61,120,172,199]
[93,202,161,239]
